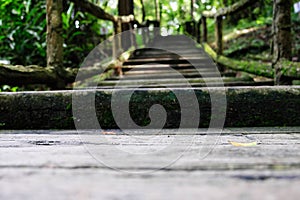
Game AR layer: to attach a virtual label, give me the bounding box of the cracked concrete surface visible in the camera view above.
[1,128,300,199]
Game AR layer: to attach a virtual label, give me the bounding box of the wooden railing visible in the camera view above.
[201,0,255,55]
[184,20,201,43]
[187,0,300,83]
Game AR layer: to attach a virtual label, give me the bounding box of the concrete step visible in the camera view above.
[121,63,216,70]
[123,68,216,75]
[97,77,270,86]
[123,57,207,65]
[95,81,274,88]
[130,54,205,60]
[109,72,224,79]
[1,129,300,199]
[122,69,237,77]
[132,48,203,57]
[0,86,299,129]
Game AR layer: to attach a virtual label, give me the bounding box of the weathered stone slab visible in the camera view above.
[0,86,299,129]
[1,129,300,200]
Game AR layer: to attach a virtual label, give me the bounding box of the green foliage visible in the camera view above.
[0,0,296,69]
[234,16,272,30]
[62,1,115,67]
[0,85,19,92]
[0,0,111,68]
[0,0,47,66]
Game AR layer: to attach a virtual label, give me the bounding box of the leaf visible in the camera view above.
[229,141,257,147]
[11,86,18,92]
[101,131,116,135]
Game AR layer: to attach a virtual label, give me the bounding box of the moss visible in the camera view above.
[281,59,300,79]
[66,103,72,111]
[0,88,299,129]
[203,43,300,80]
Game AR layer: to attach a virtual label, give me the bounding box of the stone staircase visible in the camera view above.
[0,35,298,130]
[0,36,299,200]
[98,35,273,88]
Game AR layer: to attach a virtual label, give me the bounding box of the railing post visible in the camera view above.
[153,20,160,37]
[46,0,63,69]
[272,0,292,85]
[201,16,207,43]
[215,16,223,55]
[113,19,123,58]
[46,0,64,88]
[118,0,134,50]
[196,20,201,43]
[129,22,137,48]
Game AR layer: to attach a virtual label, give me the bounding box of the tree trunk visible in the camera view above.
[118,0,134,50]
[140,0,146,22]
[154,0,160,21]
[191,0,194,20]
[272,0,292,85]
[118,0,134,16]
[202,17,207,43]
[113,19,123,58]
[118,0,134,33]
[215,16,223,55]
[46,0,65,88]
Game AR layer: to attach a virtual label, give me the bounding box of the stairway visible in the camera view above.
[2,35,297,130]
[98,35,273,88]
[1,37,299,200]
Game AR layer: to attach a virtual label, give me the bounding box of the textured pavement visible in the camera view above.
[1,127,300,199]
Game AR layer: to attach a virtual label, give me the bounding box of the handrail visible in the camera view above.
[69,0,134,24]
[201,0,257,55]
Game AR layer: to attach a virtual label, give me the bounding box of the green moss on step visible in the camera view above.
[203,43,300,80]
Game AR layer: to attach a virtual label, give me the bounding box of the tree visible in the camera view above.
[46,0,65,88]
[118,0,134,50]
[272,0,292,85]
[0,0,134,88]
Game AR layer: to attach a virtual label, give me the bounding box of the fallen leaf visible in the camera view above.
[229,141,257,147]
[101,131,116,135]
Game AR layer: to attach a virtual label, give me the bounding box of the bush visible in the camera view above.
[0,0,109,68]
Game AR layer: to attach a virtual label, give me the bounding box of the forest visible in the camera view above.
[0,0,299,90]
[1,1,300,198]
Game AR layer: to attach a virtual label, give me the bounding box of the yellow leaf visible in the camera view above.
[229,141,257,147]
[101,131,116,135]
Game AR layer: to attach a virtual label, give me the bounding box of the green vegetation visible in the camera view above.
[0,85,19,92]
[0,0,111,68]
[0,0,299,89]
[0,0,47,66]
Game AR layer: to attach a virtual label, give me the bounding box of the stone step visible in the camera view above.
[97,77,267,87]
[95,81,274,88]
[132,48,203,57]
[122,69,237,77]
[123,57,207,65]
[0,86,299,129]
[130,54,204,60]
[123,68,215,75]
[121,63,216,70]
[1,129,300,199]
[109,72,224,79]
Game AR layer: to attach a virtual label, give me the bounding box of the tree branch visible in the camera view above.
[202,0,255,18]
[0,64,64,87]
[68,0,134,23]
[69,0,115,21]
[0,64,114,87]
